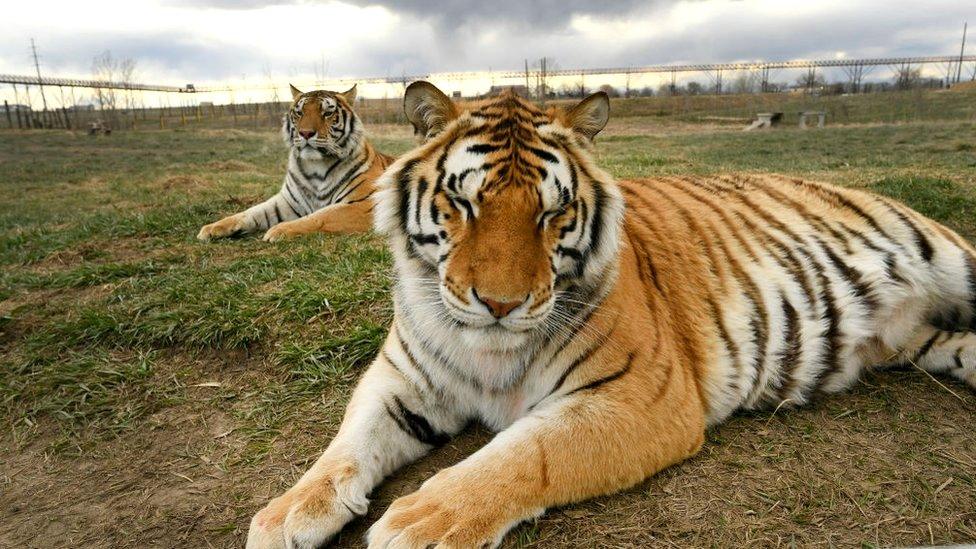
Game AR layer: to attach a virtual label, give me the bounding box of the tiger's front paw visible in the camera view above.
[367,473,536,549]
[197,213,246,241]
[247,466,367,549]
[262,220,312,243]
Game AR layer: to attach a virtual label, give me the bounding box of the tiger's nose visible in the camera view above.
[473,290,525,319]
[298,130,315,140]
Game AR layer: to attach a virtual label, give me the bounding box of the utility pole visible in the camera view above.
[30,38,49,114]
[956,22,968,84]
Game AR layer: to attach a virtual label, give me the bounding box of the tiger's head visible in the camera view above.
[375,82,624,350]
[283,84,362,159]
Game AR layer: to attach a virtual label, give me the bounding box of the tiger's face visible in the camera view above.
[376,82,623,349]
[283,84,360,158]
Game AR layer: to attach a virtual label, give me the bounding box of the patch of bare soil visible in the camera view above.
[2,368,974,548]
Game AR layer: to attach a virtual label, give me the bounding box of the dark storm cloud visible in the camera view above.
[345,0,656,29]
[161,0,299,9]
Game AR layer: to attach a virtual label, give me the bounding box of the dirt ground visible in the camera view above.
[3,368,974,548]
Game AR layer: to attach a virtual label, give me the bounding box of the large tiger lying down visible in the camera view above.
[247,82,976,548]
[198,84,391,243]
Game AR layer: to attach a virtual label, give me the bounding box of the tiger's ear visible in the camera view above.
[289,84,303,102]
[404,81,458,141]
[563,91,610,140]
[341,83,357,103]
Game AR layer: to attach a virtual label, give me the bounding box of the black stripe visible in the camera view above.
[795,245,842,390]
[395,327,436,392]
[775,296,803,402]
[396,159,421,234]
[913,332,941,362]
[566,352,636,395]
[876,199,934,262]
[812,235,878,314]
[467,143,500,154]
[548,337,605,397]
[387,396,449,446]
[526,146,558,163]
[789,177,909,255]
[281,186,302,216]
[415,177,429,226]
[965,252,976,329]
[334,177,365,204]
[410,233,439,246]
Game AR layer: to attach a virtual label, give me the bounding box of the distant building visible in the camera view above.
[67,104,95,112]
[5,104,31,112]
[199,101,214,107]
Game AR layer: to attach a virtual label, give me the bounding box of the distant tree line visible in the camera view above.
[538,64,949,99]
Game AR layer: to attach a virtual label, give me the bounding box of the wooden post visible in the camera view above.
[4,101,11,129]
[15,107,23,129]
[62,106,71,129]
[159,114,165,129]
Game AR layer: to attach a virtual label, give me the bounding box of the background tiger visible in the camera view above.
[197,84,393,242]
[246,83,976,549]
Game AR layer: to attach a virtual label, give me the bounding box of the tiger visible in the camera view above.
[245,82,976,549]
[197,84,393,242]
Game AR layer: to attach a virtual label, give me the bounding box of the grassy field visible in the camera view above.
[1,112,975,548]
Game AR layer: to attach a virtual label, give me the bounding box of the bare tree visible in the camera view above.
[119,57,137,110]
[92,51,117,112]
[731,73,757,94]
[893,65,922,90]
[91,50,137,123]
[796,70,827,93]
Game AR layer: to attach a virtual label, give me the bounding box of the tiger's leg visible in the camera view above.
[247,342,465,549]
[198,192,302,241]
[896,326,976,389]
[262,200,374,242]
[367,353,705,549]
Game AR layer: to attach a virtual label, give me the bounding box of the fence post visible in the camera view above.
[4,101,10,129]
[15,107,22,129]
[62,106,71,129]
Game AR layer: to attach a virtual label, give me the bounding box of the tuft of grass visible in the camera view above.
[1,348,182,450]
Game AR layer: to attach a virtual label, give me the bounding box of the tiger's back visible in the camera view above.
[622,173,976,424]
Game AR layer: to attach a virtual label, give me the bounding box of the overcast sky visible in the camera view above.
[0,0,972,86]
